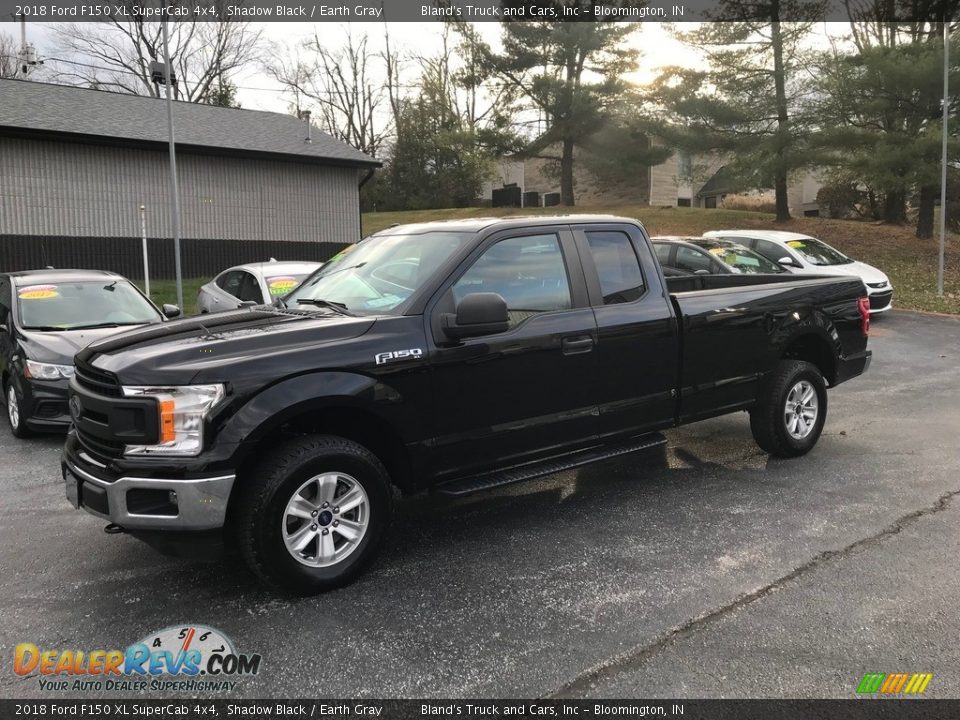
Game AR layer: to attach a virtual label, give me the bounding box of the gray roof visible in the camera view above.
[0,79,379,167]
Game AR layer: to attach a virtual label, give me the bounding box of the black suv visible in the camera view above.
[0,269,175,438]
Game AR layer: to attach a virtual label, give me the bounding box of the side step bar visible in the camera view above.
[436,432,667,497]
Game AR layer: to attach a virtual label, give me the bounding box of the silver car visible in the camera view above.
[197,260,322,313]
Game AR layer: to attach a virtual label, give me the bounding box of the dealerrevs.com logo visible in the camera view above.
[14,625,262,693]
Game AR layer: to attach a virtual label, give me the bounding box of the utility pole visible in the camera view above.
[161,20,184,312]
[938,21,949,298]
[17,15,40,78]
[140,205,150,299]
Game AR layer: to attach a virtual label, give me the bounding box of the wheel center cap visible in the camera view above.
[318,510,334,527]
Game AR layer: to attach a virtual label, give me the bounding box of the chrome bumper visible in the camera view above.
[63,459,235,531]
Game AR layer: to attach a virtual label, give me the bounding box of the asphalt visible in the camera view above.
[0,310,958,700]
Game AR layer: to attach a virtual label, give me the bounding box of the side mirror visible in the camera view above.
[162,304,181,319]
[778,256,802,268]
[442,292,509,341]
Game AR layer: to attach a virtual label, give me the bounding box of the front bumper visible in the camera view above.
[20,377,71,431]
[62,434,235,531]
[866,287,893,313]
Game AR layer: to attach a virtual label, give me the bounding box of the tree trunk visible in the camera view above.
[916,184,936,239]
[883,191,906,223]
[560,138,575,206]
[771,14,792,222]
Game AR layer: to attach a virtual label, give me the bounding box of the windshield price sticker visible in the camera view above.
[18,285,59,300]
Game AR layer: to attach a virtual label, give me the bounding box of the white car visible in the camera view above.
[703,230,893,313]
[197,260,322,314]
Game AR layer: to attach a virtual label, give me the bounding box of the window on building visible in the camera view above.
[704,196,718,209]
[677,198,691,207]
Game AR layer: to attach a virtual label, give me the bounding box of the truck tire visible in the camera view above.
[236,434,392,595]
[749,360,827,458]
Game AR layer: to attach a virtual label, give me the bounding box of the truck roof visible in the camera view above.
[373,214,642,236]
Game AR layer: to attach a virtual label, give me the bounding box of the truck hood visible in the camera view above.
[80,307,376,386]
[19,325,156,365]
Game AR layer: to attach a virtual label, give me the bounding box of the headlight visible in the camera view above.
[121,384,225,457]
[24,360,74,381]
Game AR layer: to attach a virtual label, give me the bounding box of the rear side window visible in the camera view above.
[585,231,645,305]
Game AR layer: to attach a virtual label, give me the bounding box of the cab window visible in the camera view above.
[585,231,645,304]
[453,234,572,328]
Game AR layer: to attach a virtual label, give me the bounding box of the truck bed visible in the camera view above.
[665,273,843,295]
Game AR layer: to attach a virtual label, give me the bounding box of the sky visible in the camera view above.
[2,20,852,115]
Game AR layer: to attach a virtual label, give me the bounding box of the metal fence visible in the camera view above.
[0,236,350,280]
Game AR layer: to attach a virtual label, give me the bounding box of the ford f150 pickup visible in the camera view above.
[62,216,872,594]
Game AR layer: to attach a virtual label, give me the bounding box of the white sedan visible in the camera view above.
[197,260,322,314]
[703,230,893,313]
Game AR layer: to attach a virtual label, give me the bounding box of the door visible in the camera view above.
[426,228,599,481]
[574,225,679,439]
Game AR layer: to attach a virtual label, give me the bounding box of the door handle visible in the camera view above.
[561,335,594,355]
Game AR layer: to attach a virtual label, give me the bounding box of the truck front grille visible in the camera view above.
[76,428,125,461]
[75,361,122,398]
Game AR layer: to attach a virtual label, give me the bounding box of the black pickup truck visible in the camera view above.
[62,216,872,594]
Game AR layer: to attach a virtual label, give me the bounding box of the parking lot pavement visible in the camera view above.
[0,310,957,699]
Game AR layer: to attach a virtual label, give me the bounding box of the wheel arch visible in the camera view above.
[218,372,419,497]
[780,331,837,386]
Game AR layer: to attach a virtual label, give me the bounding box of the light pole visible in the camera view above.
[140,204,150,299]
[161,20,184,312]
[938,21,949,298]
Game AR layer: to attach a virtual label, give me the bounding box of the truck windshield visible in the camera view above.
[286,231,473,314]
[786,238,852,266]
[694,241,785,274]
[17,281,162,331]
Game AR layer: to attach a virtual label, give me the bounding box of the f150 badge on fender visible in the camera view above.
[375,348,423,365]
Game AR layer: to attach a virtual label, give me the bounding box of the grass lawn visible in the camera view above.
[362,205,960,315]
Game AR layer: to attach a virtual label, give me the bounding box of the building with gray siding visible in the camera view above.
[0,79,379,278]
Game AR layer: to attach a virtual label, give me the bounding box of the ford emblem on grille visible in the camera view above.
[69,395,82,421]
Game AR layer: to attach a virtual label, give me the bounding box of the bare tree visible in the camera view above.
[268,29,389,157]
[48,8,262,102]
[1,30,20,79]
[843,0,952,50]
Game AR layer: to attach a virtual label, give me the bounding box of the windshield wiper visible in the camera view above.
[67,322,143,330]
[295,298,355,316]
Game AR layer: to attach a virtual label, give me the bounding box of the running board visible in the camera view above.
[436,433,667,497]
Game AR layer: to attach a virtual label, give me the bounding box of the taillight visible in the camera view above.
[857,297,870,336]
